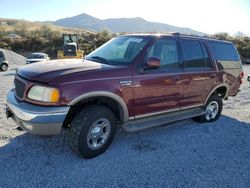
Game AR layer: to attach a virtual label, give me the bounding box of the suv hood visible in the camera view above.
[17,59,109,83]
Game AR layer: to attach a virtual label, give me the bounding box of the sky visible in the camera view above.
[0,0,250,35]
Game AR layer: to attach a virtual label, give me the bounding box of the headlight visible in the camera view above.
[27,85,60,103]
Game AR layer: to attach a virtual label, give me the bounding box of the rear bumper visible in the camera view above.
[6,89,70,136]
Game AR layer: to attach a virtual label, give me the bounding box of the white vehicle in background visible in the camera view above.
[26,53,50,64]
[0,50,9,71]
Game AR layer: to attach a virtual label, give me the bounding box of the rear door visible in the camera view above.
[179,38,217,108]
[133,37,184,117]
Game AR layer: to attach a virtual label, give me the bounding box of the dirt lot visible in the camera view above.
[0,64,249,187]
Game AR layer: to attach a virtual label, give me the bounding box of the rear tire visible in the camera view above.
[68,105,117,159]
[0,63,8,71]
[193,95,222,123]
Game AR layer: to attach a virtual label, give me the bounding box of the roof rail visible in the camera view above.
[172,32,181,35]
[161,32,208,38]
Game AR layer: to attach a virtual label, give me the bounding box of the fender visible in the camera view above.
[68,91,129,122]
[204,83,230,105]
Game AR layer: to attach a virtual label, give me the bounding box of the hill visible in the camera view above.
[53,13,205,35]
[54,13,107,32]
[0,18,89,34]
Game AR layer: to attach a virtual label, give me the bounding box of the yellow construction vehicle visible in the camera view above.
[57,34,84,59]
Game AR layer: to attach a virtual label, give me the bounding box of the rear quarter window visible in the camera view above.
[210,42,239,61]
[209,41,241,69]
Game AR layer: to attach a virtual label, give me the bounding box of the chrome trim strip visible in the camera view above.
[131,104,203,120]
[134,107,180,120]
[133,73,183,78]
[133,71,217,78]
[128,116,135,120]
[181,104,203,110]
[68,91,129,122]
[61,76,131,85]
[60,70,218,85]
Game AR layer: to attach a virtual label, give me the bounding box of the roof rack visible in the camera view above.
[169,32,181,36]
[169,32,213,39]
[163,32,207,37]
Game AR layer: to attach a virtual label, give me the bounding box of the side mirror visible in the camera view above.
[146,57,160,69]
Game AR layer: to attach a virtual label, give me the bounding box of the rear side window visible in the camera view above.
[209,42,240,61]
[182,40,211,68]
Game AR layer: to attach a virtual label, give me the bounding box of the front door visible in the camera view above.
[133,37,184,118]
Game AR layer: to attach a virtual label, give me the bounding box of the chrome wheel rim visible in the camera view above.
[87,118,111,150]
[205,101,219,121]
[1,64,7,71]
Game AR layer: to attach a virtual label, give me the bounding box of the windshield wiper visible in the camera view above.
[89,56,112,65]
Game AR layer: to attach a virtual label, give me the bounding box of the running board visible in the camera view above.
[122,108,205,132]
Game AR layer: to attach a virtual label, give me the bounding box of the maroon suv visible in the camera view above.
[6,33,243,158]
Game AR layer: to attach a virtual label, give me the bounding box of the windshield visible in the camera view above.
[86,36,150,65]
[29,54,45,59]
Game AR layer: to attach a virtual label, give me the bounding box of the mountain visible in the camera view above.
[53,13,205,35]
[103,17,202,34]
[54,13,107,32]
[0,18,89,33]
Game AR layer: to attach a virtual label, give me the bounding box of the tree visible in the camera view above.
[0,21,7,38]
[14,21,29,37]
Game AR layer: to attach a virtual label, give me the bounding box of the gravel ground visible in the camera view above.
[0,61,249,187]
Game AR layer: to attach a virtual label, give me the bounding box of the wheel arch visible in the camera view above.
[204,83,229,105]
[64,91,129,127]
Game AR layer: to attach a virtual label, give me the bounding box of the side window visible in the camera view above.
[209,42,240,61]
[148,38,180,69]
[201,43,212,67]
[0,51,5,61]
[0,51,4,59]
[182,40,211,68]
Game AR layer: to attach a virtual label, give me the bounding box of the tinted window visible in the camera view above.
[0,51,4,58]
[209,42,240,61]
[182,40,211,68]
[201,43,212,67]
[148,38,179,69]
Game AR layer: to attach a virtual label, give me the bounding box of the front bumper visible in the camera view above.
[6,89,70,136]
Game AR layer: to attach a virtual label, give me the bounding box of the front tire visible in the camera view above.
[194,95,222,123]
[68,105,117,159]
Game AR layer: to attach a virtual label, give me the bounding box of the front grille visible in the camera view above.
[14,78,25,99]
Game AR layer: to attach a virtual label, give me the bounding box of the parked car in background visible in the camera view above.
[6,33,243,159]
[244,59,250,64]
[0,50,9,71]
[26,53,50,64]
